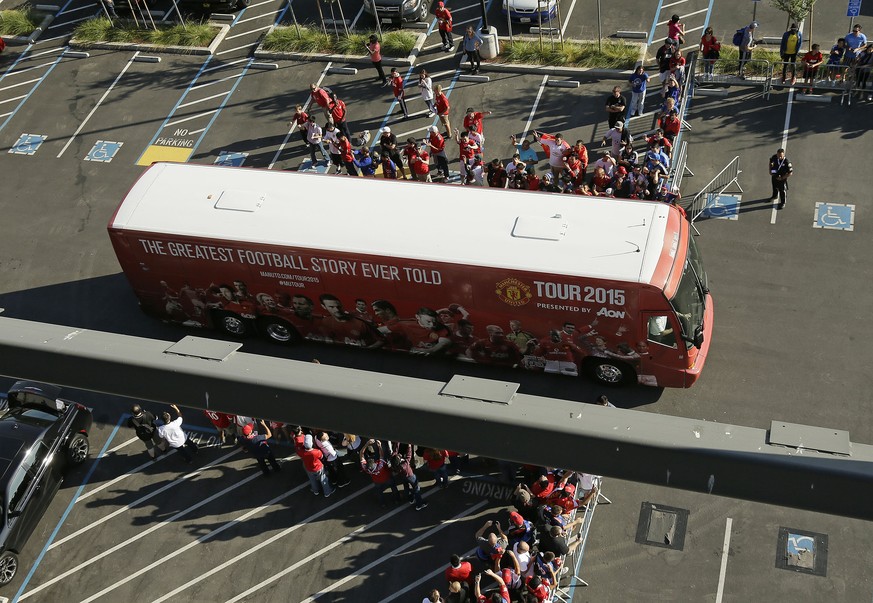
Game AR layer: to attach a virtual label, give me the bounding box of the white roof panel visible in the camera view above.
[111,163,675,284]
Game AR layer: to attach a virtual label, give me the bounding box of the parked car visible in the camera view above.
[0,381,92,587]
[502,0,557,23]
[113,0,250,16]
[363,0,429,25]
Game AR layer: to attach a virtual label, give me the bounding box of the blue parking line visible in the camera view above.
[190,58,254,157]
[0,49,67,135]
[647,0,665,46]
[12,416,124,603]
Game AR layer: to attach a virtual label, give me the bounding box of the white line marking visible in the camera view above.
[150,484,372,603]
[103,436,139,455]
[297,501,489,603]
[0,111,14,118]
[186,126,206,135]
[224,24,272,40]
[395,124,430,138]
[454,16,480,27]
[19,461,295,601]
[685,24,705,34]
[61,2,99,12]
[246,0,273,7]
[57,52,139,158]
[0,77,42,92]
[0,94,27,105]
[49,449,244,549]
[349,3,365,29]
[417,54,454,67]
[177,90,232,107]
[48,14,97,28]
[6,61,59,76]
[75,451,177,503]
[190,72,244,89]
[215,43,257,55]
[382,547,478,602]
[425,69,455,80]
[449,3,478,11]
[771,21,802,224]
[165,109,220,128]
[234,13,269,25]
[21,47,66,59]
[267,61,331,169]
[202,58,248,73]
[561,0,577,36]
[31,33,74,44]
[715,517,732,603]
[522,74,549,136]
[656,8,706,25]
[661,0,688,8]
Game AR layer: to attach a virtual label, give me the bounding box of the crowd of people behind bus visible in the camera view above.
[128,395,613,603]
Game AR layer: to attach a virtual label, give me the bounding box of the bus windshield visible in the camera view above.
[670,235,707,349]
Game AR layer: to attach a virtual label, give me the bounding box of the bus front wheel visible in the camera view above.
[214,311,250,337]
[258,317,300,344]
[584,358,635,386]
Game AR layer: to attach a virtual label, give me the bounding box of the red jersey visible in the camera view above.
[412,151,430,175]
[457,138,478,160]
[428,131,446,153]
[478,585,510,603]
[338,138,354,163]
[435,93,450,116]
[526,173,541,191]
[286,314,324,341]
[423,448,448,470]
[293,110,309,128]
[445,561,473,584]
[662,116,681,137]
[802,50,823,66]
[311,88,330,109]
[435,6,452,32]
[402,144,419,164]
[530,474,556,499]
[392,75,404,98]
[301,447,324,472]
[533,340,576,363]
[469,338,522,366]
[565,144,588,167]
[320,315,373,346]
[366,40,382,62]
[329,99,346,123]
[362,459,393,484]
[203,410,233,429]
[463,111,485,134]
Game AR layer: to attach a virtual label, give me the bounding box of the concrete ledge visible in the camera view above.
[405,21,430,29]
[250,62,279,69]
[458,74,490,82]
[210,13,235,21]
[328,66,358,75]
[484,59,631,78]
[759,36,781,45]
[34,4,60,10]
[323,19,351,26]
[795,93,832,103]
[70,22,230,55]
[253,29,426,67]
[65,50,91,58]
[133,55,161,63]
[547,79,579,88]
[616,30,647,39]
[694,88,728,97]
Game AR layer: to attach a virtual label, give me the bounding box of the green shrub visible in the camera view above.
[0,8,46,36]
[73,17,217,47]
[502,39,639,69]
[263,26,415,57]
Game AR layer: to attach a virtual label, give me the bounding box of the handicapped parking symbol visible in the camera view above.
[85,140,123,163]
[9,133,47,156]
[702,193,740,220]
[215,151,248,167]
[813,202,855,231]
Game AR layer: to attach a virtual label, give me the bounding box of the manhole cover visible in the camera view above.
[635,502,689,550]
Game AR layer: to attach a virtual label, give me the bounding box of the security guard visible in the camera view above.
[769,148,793,209]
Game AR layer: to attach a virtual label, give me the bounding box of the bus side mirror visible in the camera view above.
[693,326,704,349]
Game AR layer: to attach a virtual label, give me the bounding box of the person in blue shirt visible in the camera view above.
[844,24,868,64]
[510,133,539,166]
[463,26,484,75]
[353,147,376,176]
[627,65,649,118]
[827,38,846,82]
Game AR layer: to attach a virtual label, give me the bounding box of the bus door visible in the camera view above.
[639,311,684,385]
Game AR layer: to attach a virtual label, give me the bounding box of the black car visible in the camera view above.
[363,0,430,25]
[0,381,93,587]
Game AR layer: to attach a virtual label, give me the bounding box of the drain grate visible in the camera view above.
[635,502,689,551]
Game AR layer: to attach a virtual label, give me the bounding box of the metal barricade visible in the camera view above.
[663,52,696,194]
[702,57,772,98]
[687,156,742,231]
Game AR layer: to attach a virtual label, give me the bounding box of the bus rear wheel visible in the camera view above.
[258,317,299,344]
[214,311,250,337]
[584,358,635,386]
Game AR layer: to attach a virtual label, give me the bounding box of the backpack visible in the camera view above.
[130,415,155,441]
[732,27,746,46]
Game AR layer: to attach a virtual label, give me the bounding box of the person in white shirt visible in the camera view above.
[513,540,533,577]
[317,432,350,487]
[593,151,617,178]
[157,404,197,463]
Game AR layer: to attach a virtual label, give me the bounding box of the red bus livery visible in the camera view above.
[108,163,713,387]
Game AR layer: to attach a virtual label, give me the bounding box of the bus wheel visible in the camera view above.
[259,317,299,344]
[585,358,634,386]
[215,311,250,337]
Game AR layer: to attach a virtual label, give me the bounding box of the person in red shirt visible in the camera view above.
[435,1,454,51]
[423,447,450,487]
[335,132,358,176]
[289,104,309,147]
[389,68,409,118]
[301,434,334,496]
[328,91,352,140]
[309,83,331,119]
[359,440,401,505]
[486,158,507,188]
[463,107,491,153]
[661,109,681,142]
[525,167,541,192]
[445,554,473,585]
[474,569,510,603]
[564,139,588,179]
[525,575,552,603]
[411,148,432,182]
[801,43,824,93]
[365,34,388,85]
[452,129,479,181]
[402,137,419,169]
[203,410,235,445]
[425,125,450,178]
[562,152,584,187]
[434,84,452,136]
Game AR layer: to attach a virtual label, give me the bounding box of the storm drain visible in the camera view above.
[776,527,828,576]
[635,502,689,551]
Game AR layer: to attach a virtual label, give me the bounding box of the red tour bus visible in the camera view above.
[108,163,713,388]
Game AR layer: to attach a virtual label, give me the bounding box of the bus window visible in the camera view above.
[647,315,677,348]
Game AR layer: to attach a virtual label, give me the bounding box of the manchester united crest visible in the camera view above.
[495,278,532,307]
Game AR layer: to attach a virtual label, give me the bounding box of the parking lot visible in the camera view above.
[2,0,873,599]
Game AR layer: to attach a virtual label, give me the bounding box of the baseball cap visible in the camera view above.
[304,434,313,449]
[382,126,391,133]
[750,21,758,28]
[617,166,628,175]
[428,125,438,133]
[242,424,253,437]
[563,483,576,495]
[509,511,524,526]
[614,121,623,129]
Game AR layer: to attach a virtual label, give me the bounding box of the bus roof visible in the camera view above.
[111,163,680,285]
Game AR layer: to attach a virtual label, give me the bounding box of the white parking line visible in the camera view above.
[190,71,244,89]
[349,4,365,29]
[202,58,248,73]
[522,74,549,136]
[165,108,220,128]
[19,459,297,601]
[224,24,272,40]
[48,13,98,28]
[32,33,75,44]
[715,517,732,603]
[448,3,479,11]
[150,484,372,603]
[247,0,274,7]
[49,448,244,549]
[267,61,331,169]
[298,502,489,603]
[186,126,207,135]
[0,77,42,92]
[454,16,480,27]
[6,61,61,76]
[661,0,688,8]
[20,47,66,59]
[215,43,257,55]
[561,0,577,37]
[234,13,269,25]
[0,111,13,119]
[395,124,430,138]
[103,436,138,455]
[656,7,706,25]
[57,51,139,158]
[0,94,28,105]
[685,24,705,34]
[178,90,232,108]
[75,450,177,503]
[382,547,478,602]
[61,3,99,13]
